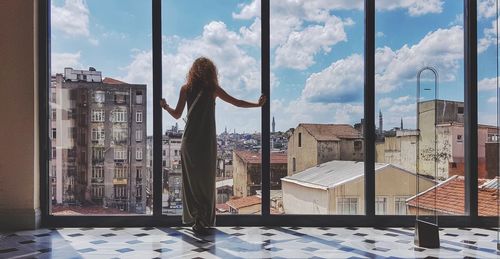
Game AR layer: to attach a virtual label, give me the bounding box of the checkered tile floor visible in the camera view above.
[0,227,499,258]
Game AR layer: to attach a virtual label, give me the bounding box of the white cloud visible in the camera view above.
[376,26,464,93]
[233,0,261,19]
[52,0,90,37]
[478,17,498,53]
[487,96,497,104]
[478,0,498,19]
[377,0,444,17]
[270,98,364,130]
[377,31,385,38]
[302,54,363,103]
[51,52,82,74]
[274,16,351,70]
[479,77,500,91]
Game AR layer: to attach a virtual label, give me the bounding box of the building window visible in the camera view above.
[337,197,358,215]
[136,91,143,104]
[92,148,104,160]
[112,128,127,143]
[91,128,105,141]
[375,197,388,215]
[136,111,143,123]
[136,147,143,161]
[91,110,105,122]
[457,106,464,114]
[52,147,56,159]
[114,185,127,198]
[394,197,408,215]
[174,150,178,156]
[136,167,142,179]
[114,148,127,161]
[92,167,104,179]
[115,93,126,104]
[51,128,56,139]
[136,130,142,142]
[112,109,127,123]
[457,134,463,143]
[93,91,105,103]
[298,133,302,147]
[114,167,127,179]
[51,109,56,120]
[292,157,296,172]
[92,185,104,198]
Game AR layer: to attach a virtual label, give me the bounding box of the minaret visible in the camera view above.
[400,117,403,130]
[272,116,276,133]
[379,110,383,135]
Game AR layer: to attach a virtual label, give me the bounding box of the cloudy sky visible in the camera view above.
[51,0,498,135]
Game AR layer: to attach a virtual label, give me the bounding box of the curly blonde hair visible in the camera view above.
[186,57,219,93]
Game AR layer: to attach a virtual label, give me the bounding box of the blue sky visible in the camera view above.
[51,0,498,135]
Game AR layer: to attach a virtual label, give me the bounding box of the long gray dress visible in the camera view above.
[181,87,216,227]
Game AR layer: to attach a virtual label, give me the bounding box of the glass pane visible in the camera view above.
[270,1,365,215]
[49,0,152,215]
[162,0,262,215]
[375,0,464,216]
[477,0,499,217]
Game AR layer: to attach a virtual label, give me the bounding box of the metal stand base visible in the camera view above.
[414,219,440,248]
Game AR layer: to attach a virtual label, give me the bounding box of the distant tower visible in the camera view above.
[272,116,276,133]
[400,117,404,130]
[225,126,227,134]
[379,110,383,134]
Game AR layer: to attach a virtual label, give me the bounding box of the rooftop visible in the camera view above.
[234,150,287,164]
[282,160,424,190]
[103,77,128,85]
[299,123,362,141]
[406,176,498,216]
[226,195,261,210]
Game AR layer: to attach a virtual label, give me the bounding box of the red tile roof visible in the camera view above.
[234,150,287,164]
[52,205,131,215]
[103,77,128,85]
[300,123,362,141]
[226,195,261,209]
[407,176,498,216]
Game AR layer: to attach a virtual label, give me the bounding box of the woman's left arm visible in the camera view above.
[161,85,187,119]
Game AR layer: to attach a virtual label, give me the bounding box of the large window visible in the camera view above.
[49,0,152,215]
[161,0,262,215]
[375,0,465,216]
[43,0,496,226]
[477,0,499,217]
[270,0,365,215]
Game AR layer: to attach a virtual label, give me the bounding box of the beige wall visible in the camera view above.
[0,0,40,229]
[287,126,318,176]
[282,165,435,215]
[282,181,328,214]
[232,152,247,198]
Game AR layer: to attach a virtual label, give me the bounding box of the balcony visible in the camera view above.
[113,178,128,185]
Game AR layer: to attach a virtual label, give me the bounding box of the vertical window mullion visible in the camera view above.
[152,0,163,217]
[464,0,478,219]
[261,0,271,217]
[364,0,376,217]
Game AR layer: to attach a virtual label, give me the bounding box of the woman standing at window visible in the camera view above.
[161,57,265,235]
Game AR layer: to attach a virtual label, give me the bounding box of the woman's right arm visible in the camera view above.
[161,85,187,119]
[215,85,266,108]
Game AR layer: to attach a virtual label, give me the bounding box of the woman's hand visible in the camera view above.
[160,98,169,110]
[257,94,267,107]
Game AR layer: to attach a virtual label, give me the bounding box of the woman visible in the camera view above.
[160,57,266,235]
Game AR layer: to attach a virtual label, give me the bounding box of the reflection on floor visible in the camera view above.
[0,226,499,258]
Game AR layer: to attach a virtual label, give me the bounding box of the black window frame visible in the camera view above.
[38,0,495,227]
